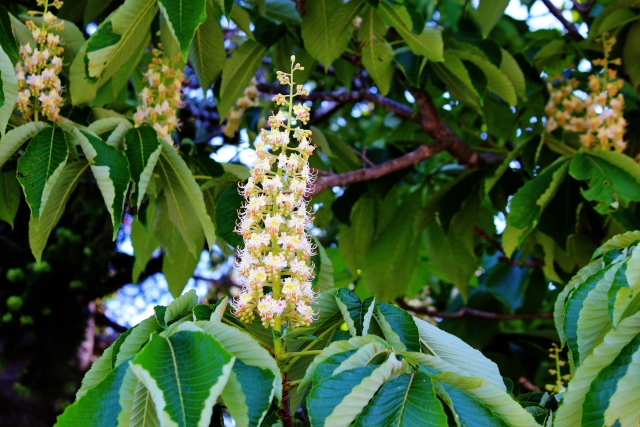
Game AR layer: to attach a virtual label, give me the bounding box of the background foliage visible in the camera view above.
[2,0,640,425]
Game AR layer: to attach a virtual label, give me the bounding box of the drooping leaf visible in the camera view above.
[17,126,69,219]
[217,40,266,118]
[164,289,199,326]
[476,0,510,38]
[75,129,130,239]
[131,199,159,283]
[500,49,526,99]
[157,140,216,250]
[314,240,335,292]
[157,0,207,60]
[378,3,443,61]
[301,0,355,68]
[129,330,235,427]
[0,5,18,64]
[154,194,203,297]
[214,184,243,248]
[28,159,89,262]
[338,192,375,275]
[358,7,394,95]
[0,171,20,228]
[0,44,17,136]
[189,0,225,90]
[124,125,162,207]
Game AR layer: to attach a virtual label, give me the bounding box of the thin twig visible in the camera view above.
[540,0,584,41]
[395,298,554,320]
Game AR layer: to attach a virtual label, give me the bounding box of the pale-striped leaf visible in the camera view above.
[221,360,275,427]
[554,259,604,346]
[308,353,404,427]
[414,317,506,390]
[164,289,198,326]
[0,44,17,136]
[124,125,161,207]
[16,126,68,219]
[85,0,158,83]
[105,121,132,148]
[87,118,132,137]
[157,0,207,60]
[0,122,48,168]
[189,0,225,90]
[69,39,98,105]
[75,346,115,400]
[353,371,447,427]
[554,312,640,426]
[117,372,160,427]
[375,303,421,352]
[378,3,443,61]
[114,315,162,367]
[28,159,89,262]
[55,360,130,426]
[129,330,235,427]
[157,140,215,250]
[595,230,640,257]
[76,129,130,239]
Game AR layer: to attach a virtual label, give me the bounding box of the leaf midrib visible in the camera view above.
[165,336,187,427]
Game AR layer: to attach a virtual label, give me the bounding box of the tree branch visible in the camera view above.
[309,136,457,196]
[395,298,553,320]
[540,0,584,41]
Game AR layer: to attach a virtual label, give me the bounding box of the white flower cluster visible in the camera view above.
[222,77,260,137]
[133,45,184,144]
[15,0,65,122]
[545,37,627,152]
[232,57,317,330]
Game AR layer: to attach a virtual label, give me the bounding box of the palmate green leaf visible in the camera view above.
[361,196,421,300]
[129,329,235,427]
[378,3,443,61]
[314,240,334,292]
[449,49,518,106]
[75,129,130,239]
[131,199,159,283]
[124,126,161,207]
[164,289,198,326]
[414,317,506,391]
[157,140,216,250]
[503,157,570,257]
[0,171,20,228]
[358,7,394,96]
[353,371,447,427]
[85,0,158,83]
[157,0,207,60]
[16,126,69,219]
[476,0,510,38]
[69,40,98,105]
[214,184,244,248]
[570,150,640,214]
[220,361,274,427]
[154,194,203,297]
[302,0,357,68]
[29,159,89,262]
[189,0,225,90]
[308,353,404,427]
[554,312,640,427]
[0,5,18,65]
[217,40,266,118]
[55,360,130,427]
[0,44,17,136]
[436,54,481,111]
[554,258,604,347]
[338,192,375,274]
